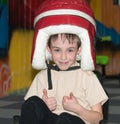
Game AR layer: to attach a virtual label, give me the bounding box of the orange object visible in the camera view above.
[0,57,10,97]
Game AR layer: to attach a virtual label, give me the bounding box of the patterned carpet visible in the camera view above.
[103,79,120,124]
[0,79,120,124]
[0,94,24,124]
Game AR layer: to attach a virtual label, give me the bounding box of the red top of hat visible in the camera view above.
[31,0,96,70]
[35,0,94,17]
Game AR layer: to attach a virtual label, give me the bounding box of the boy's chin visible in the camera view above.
[58,66,69,71]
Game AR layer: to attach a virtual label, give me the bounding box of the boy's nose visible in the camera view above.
[61,52,67,60]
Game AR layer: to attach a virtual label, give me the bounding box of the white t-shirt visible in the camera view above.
[25,63,108,124]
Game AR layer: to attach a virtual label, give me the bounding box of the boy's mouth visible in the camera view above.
[59,61,68,65]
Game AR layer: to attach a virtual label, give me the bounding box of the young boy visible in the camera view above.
[20,0,108,124]
[20,33,108,124]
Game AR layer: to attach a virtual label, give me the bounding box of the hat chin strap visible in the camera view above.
[46,62,80,90]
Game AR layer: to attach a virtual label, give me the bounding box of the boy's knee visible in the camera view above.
[20,96,47,124]
[24,96,42,103]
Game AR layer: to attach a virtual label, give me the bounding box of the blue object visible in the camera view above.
[96,20,120,45]
[0,4,9,57]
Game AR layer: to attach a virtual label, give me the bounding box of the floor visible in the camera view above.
[0,79,120,124]
[0,94,24,124]
[103,79,120,124]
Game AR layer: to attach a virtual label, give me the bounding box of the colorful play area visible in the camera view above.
[0,0,120,124]
[1,0,120,97]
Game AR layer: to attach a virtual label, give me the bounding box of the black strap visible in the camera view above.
[46,62,80,90]
[47,68,53,89]
[46,62,80,71]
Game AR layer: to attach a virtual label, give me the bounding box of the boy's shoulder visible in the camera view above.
[36,68,47,76]
[81,69,95,76]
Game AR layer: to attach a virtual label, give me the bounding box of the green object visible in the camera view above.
[101,36,111,42]
[0,0,8,4]
[96,56,109,65]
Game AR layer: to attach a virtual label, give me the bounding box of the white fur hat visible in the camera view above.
[31,0,96,70]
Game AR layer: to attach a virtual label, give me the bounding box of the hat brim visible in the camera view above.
[32,25,95,70]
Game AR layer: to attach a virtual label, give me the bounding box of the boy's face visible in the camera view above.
[47,34,81,70]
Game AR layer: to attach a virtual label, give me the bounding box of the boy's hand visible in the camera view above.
[42,89,57,111]
[62,92,79,113]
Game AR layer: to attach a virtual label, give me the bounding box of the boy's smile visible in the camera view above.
[47,34,81,70]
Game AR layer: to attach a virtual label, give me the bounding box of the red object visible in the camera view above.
[9,0,44,29]
[0,57,10,97]
[31,0,96,70]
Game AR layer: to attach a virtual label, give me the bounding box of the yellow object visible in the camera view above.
[90,0,102,21]
[8,29,34,94]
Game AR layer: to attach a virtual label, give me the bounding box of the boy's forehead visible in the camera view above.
[51,38,78,46]
[50,34,79,43]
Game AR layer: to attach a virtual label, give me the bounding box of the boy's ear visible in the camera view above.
[77,47,81,54]
[46,45,51,53]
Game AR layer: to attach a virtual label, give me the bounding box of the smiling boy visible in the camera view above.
[47,34,81,70]
[20,0,108,124]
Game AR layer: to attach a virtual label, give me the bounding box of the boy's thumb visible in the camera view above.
[70,92,74,99]
[43,89,48,98]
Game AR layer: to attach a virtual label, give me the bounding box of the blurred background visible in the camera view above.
[0,0,120,97]
[0,0,120,124]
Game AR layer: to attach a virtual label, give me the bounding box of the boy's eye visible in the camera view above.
[68,49,74,52]
[53,49,60,52]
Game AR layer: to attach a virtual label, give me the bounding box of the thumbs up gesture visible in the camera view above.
[42,89,57,111]
[62,92,79,113]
